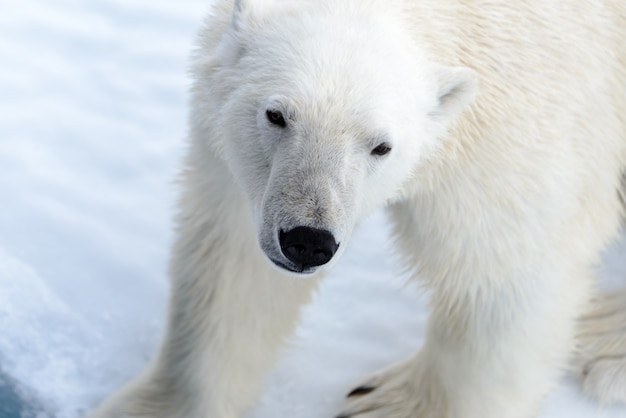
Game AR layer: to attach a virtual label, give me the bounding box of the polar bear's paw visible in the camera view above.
[575,288,626,405]
[335,356,448,418]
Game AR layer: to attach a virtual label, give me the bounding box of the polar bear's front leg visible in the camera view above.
[337,266,589,418]
[88,158,320,418]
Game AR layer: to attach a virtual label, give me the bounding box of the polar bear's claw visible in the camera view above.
[575,288,626,405]
[347,386,377,397]
[336,358,432,418]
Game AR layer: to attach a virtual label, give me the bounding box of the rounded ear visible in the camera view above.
[215,0,279,65]
[213,0,265,66]
[231,0,251,31]
[431,65,478,120]
[231,0,277,32]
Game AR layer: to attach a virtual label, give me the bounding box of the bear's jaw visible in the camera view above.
[267,256,319,276]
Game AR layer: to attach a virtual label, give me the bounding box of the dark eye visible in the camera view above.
[371,143,392,156]
[266,109,286,127]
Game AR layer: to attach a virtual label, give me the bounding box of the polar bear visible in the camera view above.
[88,0,626,417]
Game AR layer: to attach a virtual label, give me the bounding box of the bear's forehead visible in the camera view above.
[242,16,425,99]
[244,7,417,70]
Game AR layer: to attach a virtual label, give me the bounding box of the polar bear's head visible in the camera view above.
[200,0,477,275]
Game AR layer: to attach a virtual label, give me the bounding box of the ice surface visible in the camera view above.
[0,1,624,417]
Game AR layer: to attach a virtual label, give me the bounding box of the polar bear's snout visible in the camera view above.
[278,226,339,272]
[258,151,353,275]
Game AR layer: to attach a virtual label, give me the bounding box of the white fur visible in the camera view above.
[87,1,626,417]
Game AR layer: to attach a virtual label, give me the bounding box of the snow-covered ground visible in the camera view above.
[0,1,624,417]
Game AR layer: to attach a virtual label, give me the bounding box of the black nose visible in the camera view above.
[279,227,339,271]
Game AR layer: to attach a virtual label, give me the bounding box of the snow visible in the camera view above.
[0,1,624,417]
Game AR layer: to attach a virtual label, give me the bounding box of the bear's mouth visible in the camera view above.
[269,257,317,275]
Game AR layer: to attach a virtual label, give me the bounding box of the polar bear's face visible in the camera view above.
[207,1,476,275]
